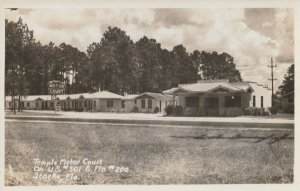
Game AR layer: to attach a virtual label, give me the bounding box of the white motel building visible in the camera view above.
[5,79,271,116]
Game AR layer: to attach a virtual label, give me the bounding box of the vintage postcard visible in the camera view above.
[0,0,299,190]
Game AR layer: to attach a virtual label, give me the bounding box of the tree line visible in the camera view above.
[5,18,243,109]
[277,64,294,95]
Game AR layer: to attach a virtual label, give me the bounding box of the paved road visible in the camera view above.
[5,118,294,131]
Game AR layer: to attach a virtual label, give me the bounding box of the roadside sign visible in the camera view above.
[48,80,65,113]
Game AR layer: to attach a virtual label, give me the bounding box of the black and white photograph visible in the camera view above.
[1,0,298,190]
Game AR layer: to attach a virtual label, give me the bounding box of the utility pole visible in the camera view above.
[268,57,277,107]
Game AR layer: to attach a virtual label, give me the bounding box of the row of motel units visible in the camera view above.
[163,79,272,116]
[5,79,271,116]
[5,91,173,113]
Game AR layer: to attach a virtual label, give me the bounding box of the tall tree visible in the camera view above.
[23,41,44,95]
[5,18,35,113]
[191,50,242,82]
[158,49,176,90]
[172,45,198,84]
[88,26,135,94]
[134,36,162,93]
[278,64,294,95]
[58,43,87,93]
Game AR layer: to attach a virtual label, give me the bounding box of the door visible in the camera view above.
[204,97,219,116]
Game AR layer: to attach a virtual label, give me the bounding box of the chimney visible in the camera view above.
[98,86,101,92]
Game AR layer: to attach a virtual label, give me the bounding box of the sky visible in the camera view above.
[5,8,294,91]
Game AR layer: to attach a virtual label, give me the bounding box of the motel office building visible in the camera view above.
[163,80,272,116]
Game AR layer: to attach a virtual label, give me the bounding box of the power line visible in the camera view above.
[268,57,277,107]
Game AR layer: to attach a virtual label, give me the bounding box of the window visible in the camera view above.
[9,102,11,107]
[261,96,264,108]
[253,96,256,107]
[122,100,125,108]
[27,102,30,107]
[148,99,152,109]
[84,101,87,107]
[141,99,145,109]
[107,100,113,108]
[134,100,137,104]
[50,102,54,107]
[225,95,241,107]
[94,101,96,108]
[186,97,199,107]
[36,102,39,107]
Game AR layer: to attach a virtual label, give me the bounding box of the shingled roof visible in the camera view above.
[163,80,252,94]
[5,91,124,102]
[88,91,123,99]
[136,92,173,100]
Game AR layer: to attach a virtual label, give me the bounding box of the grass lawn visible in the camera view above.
[5,120,294,185]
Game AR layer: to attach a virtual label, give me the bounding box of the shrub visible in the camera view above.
[165,105,174,116]
[131,106,138,113]
[243,107,271,116]
[263,108,271,116]
[268,106,278,115]
[164,105,184,116]
[154,107,160,113]
[243,107,251,115]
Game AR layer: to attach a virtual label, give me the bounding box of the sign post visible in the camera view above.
[48,80,65,113]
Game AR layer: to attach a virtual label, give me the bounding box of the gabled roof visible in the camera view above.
[56,94,69,100]
[5,91,124,102]
[208,84,241,92]
[163,80,255,95]
[23,95,52,101]
[178,81,242,93]
[231,82,251,90]
[162,87,180,95]
[5,95,52,102]
[88,91,123,99]
[136,92,173,100]
[231,82,254,92]
[123,94,140,100]
[66,93,85,100]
